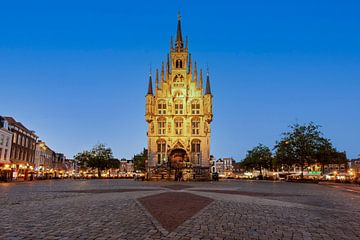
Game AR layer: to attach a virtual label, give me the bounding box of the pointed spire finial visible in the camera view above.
[156,69,159,90]
[161,61,165,81]
[175,11,183,50]
[194,62,198,82]
[167,54,170,76]
[147,71,153,95]
[205,68,212,95]
[200,69,203,89]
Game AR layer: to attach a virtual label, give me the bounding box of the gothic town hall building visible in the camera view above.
[145,14,213,180]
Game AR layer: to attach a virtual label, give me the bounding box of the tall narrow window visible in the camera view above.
[176,59,183,69]
[191,140,201,164]
[175,118,183,135]
[192,118,200,135]
[175,101,184,115]
[13,132,17,144]
[157,140,166,165]
[158,101,166,115]
[158,118,166,135]
[191,101,201,115]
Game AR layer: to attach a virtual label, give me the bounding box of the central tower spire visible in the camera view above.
[175,11,184,50]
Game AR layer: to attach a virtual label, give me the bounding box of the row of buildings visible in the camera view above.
[0,116,76,181]
[211,156,360,181]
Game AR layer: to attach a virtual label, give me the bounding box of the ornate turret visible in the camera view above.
[145,72,155,123]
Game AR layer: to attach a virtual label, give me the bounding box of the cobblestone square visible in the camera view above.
[1,180,359,240]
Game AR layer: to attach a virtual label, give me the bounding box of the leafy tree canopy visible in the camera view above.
[74,144,116,177]
[241,144,273,176]
[133,148,147,172]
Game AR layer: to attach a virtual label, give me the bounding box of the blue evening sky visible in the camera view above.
[1,0,359,160]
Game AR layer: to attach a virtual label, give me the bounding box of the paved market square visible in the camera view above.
[1,180,360,240]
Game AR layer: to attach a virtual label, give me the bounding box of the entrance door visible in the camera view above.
[169,148,188,181]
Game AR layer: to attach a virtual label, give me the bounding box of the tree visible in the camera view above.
[274,140,294,173]
[74,150,92,170]
[133,148,147,172]
[275,123,324,179]
[242,144,273,178]
[74,144,114,178]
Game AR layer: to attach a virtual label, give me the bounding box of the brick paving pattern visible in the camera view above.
[0,180,359,239]
[139,192,213,232]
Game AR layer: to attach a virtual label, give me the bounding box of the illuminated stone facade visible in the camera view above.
[145,14,213,180]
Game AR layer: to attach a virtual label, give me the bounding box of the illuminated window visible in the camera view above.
[192,118,200,135]
[191,140,201,164]
[158,101,167,115]
[191,101,201,115]
[175,118,183,135]
[157,140,166,165]
[158,118,166,135]
[175,101,184,115]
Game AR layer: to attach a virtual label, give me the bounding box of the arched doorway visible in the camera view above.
[169,148,189,181]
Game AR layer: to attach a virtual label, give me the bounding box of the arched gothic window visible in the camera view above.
[176,59,183,69]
